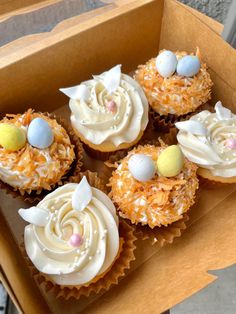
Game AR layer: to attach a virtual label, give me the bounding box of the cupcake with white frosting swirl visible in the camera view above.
[19,174,136,298]
[60,65,149,160]
[176,101,236,183]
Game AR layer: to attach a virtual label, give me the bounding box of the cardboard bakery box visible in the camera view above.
[0,0,236,313]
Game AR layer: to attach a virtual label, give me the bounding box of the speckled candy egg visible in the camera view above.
[0,123,26,151]
[176,55,200,77]
[156,50,178,78]
[128,154,155,182]
[157,145,184,177]
[27,118,54,149]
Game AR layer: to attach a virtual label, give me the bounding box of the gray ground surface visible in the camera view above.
[172,264,236,314]
[180,0,232,23]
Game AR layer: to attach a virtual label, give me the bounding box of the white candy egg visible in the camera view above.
[176,55,200,77]
[128,154,155,182]
[27,118,54,149]
[156,50,178,78]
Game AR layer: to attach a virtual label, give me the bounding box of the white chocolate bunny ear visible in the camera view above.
[175,120,208,136]
[196,47,201,60]
[72,176,92,211]
[215,101,232,120]
[18,207,49,226]
[103,64,121,94]
[59,84,90,101]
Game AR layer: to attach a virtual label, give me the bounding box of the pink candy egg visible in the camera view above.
[69,233,83,247]
[226,139,236,149]
[106,100,117,113]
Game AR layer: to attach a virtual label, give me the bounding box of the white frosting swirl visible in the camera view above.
[176,102,236,177]
[68,69,148,147]
[20,182,119,285]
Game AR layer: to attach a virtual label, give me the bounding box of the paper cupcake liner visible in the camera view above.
[0,112,83,204]
[104,144,198,245]
[160,127,178,145]
[83,143,120,161]
[198,171,236,188]
[150,102,214,132]
[133,213,189,246]
[21,171,136,299]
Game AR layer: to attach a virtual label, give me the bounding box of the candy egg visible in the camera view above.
[157,145,184,177]
[27,118,54,149]
[128,154,155,182]
[156,50,178,78]
[226,139,236,149]
[69,233,83,247]
[106,100,117,113]
[0,123,26,151]
[176,55,200,77]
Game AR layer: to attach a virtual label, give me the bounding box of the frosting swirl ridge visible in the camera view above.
[19,179,119,285]
[176,102,236,177]
[66,66,148,147]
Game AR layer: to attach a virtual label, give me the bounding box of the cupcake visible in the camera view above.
[176,101,236,184]
[60,65,149,160]
[0,109,80,197]
[134,48,213,129]
[18,175,135,298]
[109,143,199,229]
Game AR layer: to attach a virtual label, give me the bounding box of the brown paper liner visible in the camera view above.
[83,143,119,161]
[161,127,178,145]
[0,112,84,204]
[150,102,214,132]
[134,213,189,246]
[104,146,198,246]
[197,170,236,188]
[21,171,136,299]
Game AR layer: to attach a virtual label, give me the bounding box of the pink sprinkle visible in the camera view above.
[69,233,83,247]
[226,139,236,149]
[106,100,117,113]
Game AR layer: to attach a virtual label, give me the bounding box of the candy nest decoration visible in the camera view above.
[60,64,149,160]
[134,48,213,129]
[19,171,136,299]
[0,109,83,201]
[176,101,236,184]
[107,142,199,245]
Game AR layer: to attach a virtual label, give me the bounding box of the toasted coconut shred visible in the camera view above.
[0,110,75,194]
[134,50,213,116]
[109,144,199,228]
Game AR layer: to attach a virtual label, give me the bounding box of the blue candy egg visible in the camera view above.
[176,55,200,77]
[27,118,54,149]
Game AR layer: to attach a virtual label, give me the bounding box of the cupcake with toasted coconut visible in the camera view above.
[176,101,236,184]
[0,109,82,197]
[134,48,213,130]
[109,143,199,229]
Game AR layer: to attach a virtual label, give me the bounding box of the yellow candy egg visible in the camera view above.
[157,145,184,177]
[0,123,26,151]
